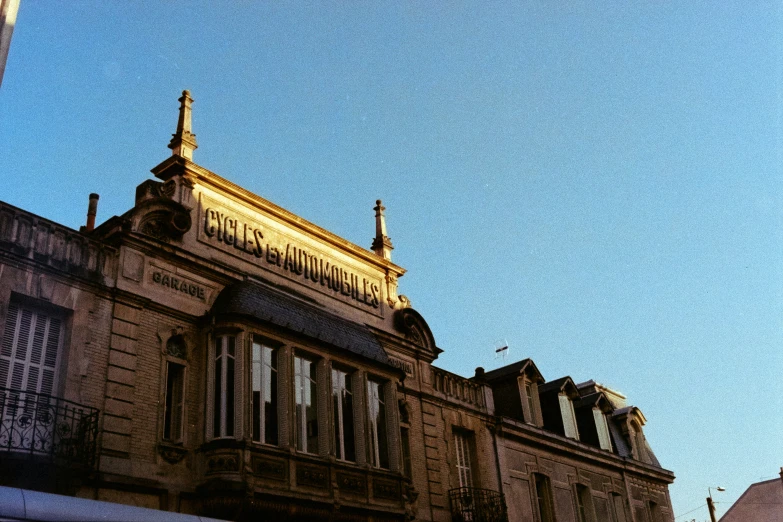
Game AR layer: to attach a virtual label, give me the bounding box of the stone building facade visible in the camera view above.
[0,91,674,521]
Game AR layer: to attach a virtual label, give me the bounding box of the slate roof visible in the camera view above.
[539,376,577,394]
[211,280,393,368]
[482,358,543,382]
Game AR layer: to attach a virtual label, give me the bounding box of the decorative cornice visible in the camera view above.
[150,156,407,278]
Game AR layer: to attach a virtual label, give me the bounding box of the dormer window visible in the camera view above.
[521,378,543,426]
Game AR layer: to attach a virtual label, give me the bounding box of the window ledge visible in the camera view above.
[158,442,188,464]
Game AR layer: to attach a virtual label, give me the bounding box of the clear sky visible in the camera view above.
[1,2,781,520]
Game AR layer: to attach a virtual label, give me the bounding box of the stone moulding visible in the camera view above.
[157,442,188,464]
[251,455,287,481]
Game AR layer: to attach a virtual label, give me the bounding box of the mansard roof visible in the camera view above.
[211,280,394,369]
[574,391,614,413]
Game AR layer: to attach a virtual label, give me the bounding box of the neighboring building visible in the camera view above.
[0,91,675,521]
[720,470,783,522]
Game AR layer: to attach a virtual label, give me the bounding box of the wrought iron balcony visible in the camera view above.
[449,487,508,522]
[0,387,99,470]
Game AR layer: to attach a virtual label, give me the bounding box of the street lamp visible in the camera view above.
[707,486,726,522]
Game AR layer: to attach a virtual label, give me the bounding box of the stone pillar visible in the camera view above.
[277,345,292,449]
[384,380,402,473]
[316,358,330,458]
[100,301,142,475]
[352,370,368,467]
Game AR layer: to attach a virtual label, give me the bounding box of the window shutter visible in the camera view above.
[1,305,61,396]
[559,393,579,439]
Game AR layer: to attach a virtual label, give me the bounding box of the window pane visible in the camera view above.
[226,352,234,437]
[252,344,261,442]
[265,349,278,445]
[595,497,610,522]
[332,371,341,458]
[343,376,355,462]
[213,338,222,437]
[295,355,318,454]
[535,474,555,522]
[164,362,185,441]
[368,380,389,469]
[454,432,473,488]
[252,343,278,444]
[612,494,628,522]
[525,382,535,422]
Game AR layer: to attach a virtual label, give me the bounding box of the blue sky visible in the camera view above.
[2,2,781,519]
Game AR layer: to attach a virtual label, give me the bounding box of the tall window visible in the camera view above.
[593,408,612,451]
[367,379,389,469]
[252,341,277,445]
[331,368,355,461]
[610,493,628,522]
[163,362,185,442]
[294,354,318,454]
[534,474,556,522]
[647,501,661,522]
[213,335,235,438]
[559,393,579,440]
[576,484,595,522]
[454,431,473,488]
[1,302,62,397]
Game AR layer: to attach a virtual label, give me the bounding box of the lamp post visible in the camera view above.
[707,486,725,522]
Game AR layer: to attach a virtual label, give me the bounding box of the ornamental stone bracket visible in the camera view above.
[157,442,188,464]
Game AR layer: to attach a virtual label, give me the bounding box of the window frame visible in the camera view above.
[453,430,474,489]
[533,473,556,522]
[609,492,629,522]
[575,483,596,522]
[367,377,390,469]
[251,338,278,446]
[211,333,237,439]
[163,360,186,443]
[293,351,320,455]
[331,365,356,462]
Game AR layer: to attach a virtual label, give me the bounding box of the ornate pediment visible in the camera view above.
[394,308,437,353]
[132,180,192,242]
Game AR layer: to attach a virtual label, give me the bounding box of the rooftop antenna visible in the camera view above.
[494,339,509,361]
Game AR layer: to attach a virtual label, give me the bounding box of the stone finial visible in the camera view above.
[372,199,394,260]
[168,90,198,160]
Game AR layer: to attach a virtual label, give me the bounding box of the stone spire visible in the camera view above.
[372,199,394,260]
[168,90,198,160]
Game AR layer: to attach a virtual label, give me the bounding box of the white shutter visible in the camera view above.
[0,304,61,395]
[593,408,612,451]
[559,393,579,440]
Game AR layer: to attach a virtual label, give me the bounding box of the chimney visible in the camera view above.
[86,193,99,232]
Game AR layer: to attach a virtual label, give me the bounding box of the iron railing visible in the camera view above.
[0,387,99,469]
[449,487,508,522]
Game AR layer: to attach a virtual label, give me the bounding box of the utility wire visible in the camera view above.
[675,503,707,519]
